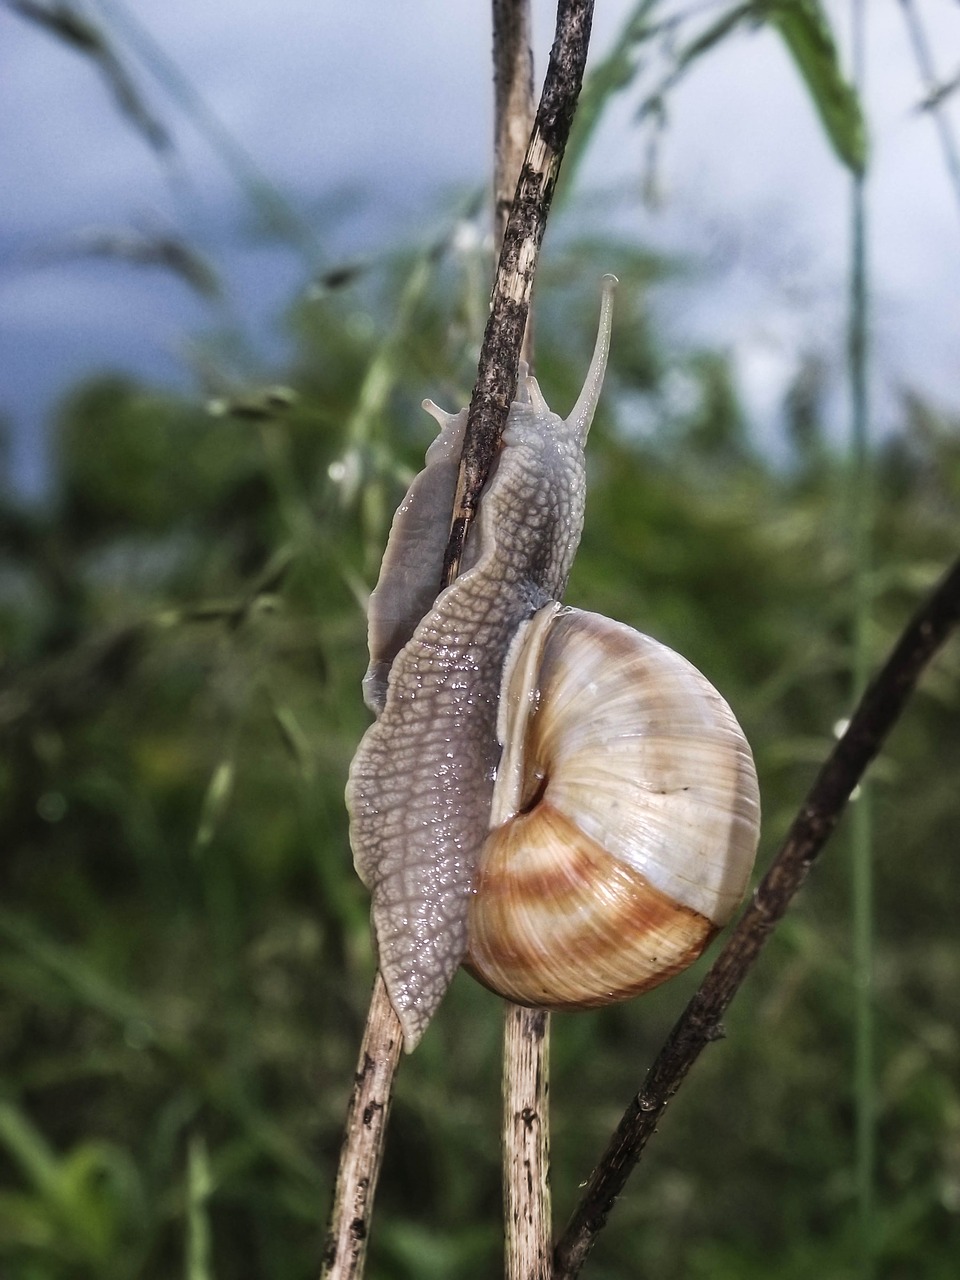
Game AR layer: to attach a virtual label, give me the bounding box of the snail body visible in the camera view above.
[346,277,760,1052]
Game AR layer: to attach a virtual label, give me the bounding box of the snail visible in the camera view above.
[346,276,761,1052]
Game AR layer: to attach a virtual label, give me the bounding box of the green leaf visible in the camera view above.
[627,1,867,177]
[764,0,868,173]
[194,759,235,852]
[671,2,754,79]
[8,0,170,151]
[0,1105,145,1263]
[0,1102,61,1202]
[186,1135,215,1280]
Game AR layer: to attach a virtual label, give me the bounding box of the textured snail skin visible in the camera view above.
[465,605,761,1008]
[346,278,617,1052]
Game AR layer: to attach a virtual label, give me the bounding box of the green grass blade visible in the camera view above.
[766,0,868,173]
[847,1,875,1270]
[185,1135,215,1280]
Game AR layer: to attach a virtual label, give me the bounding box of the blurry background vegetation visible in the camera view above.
[1,2,959,1277]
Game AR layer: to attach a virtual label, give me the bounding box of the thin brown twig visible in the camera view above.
[441,0,596,587]
[322,5,594,1275]
[491,4,554,1276]
[462,6,596,1273]
[493,0,536,367]
[503,1006,553,1279]
[553,553,960,1279]
[319,974,402,1280]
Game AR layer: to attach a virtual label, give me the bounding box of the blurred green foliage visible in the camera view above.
[1,229,958,1279]
[5,0,957,1272]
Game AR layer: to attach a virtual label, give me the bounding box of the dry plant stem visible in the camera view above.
[492,3,554,1276]
[442,0,595,586]
[493,0,536,366]
[503,1006,552,1280]
[324,7,593,1274]
[553,553,960,1280]
[319,973,402,1280]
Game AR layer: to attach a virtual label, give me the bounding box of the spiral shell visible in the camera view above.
[465,604,761,1008]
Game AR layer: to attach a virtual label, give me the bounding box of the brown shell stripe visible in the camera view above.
[468,803,716,1008]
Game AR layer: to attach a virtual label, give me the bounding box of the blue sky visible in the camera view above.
[2,0,960,496]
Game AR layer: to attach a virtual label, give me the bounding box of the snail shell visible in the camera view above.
[465,603,761,1007]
